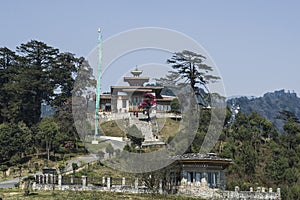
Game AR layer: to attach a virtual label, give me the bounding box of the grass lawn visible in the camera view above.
[99,118,180,142]
[100,120,125,137]
[0,189,204,200]
[158,118,180,142]
[84,137,110,154]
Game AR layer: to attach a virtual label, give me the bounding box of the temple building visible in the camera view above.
[167,153,233,191]
[99,67,175,113]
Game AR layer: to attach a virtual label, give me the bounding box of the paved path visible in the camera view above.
[64,154,97,173]
[0,177,22,188]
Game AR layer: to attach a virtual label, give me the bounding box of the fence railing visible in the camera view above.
[34,174,162,192]
[33,174,281,200]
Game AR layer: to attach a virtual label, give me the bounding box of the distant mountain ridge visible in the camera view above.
[227,89,300,132]
[226,95,257,101]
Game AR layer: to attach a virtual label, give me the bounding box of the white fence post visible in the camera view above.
[107,177,111,190]
[82,176,87,187]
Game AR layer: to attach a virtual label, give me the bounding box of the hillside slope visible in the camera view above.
[227,89,300,132]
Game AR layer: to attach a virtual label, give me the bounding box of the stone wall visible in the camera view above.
[177,185,281,200]
[33,175,280,200]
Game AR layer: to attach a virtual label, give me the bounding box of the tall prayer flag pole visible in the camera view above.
[94,27,102,143]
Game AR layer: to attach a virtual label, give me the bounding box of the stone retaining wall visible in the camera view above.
[32,175,281,200]
[177,185,281,200]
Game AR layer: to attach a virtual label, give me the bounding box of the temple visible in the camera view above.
[99,67,175,114]
[167,153,233,192]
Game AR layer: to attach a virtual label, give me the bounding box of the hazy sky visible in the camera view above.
[1,0,299,97]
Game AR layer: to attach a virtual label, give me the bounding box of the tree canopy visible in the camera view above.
[157,50,220,107]
[166,50,219,89]
[139,93,156,121]
[0,40,92,166]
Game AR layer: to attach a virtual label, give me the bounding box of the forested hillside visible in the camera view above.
[227,89,300,132]
[189,109,300,199]
[223,111,300,199]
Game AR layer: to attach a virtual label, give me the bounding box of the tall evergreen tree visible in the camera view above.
[166,50,220,89]
[157,50,220,107]
[16,40,59,125]
[0,47,20,123]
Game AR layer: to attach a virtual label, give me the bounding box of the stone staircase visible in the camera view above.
[129,116,165,147]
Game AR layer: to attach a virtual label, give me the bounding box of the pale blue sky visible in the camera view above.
[1,0,299,97]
